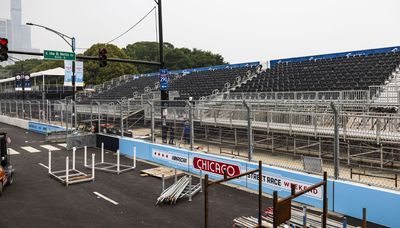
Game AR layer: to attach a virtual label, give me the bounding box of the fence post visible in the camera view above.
[59,101,63,127]
[380,144,383,169]
[90,101,93,123]
[96,101,101,133]
[376,118,381,144]
[9,100,11,116]
[65,100,69,138]
[362,208,367,228]
[147,101,155,143]
[35,101,40,122]
[27,101,32,120]
[46,99,49,123]
[331,102,340,180]
[48,100,52,124]
[21,100,25,119]
[74,101,77,128]
[118,102,124,137]
[243,100,253,162]
[15,100,18,118]
[186,100,194,151]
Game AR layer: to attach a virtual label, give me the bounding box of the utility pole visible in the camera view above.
[157,0,169,141]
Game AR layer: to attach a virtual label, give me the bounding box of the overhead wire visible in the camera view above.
[106,6,157,44]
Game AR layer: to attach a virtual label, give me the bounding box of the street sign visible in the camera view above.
[44,50,75,61]
[159,68,169,91]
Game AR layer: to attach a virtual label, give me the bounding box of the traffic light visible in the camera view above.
[99,48,107,67]
[0,38,8,62]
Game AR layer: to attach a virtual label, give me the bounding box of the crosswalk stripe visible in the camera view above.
[57,143,67,148]
[8,148,20,155]
[40,145,60,151]
[21,146,41,153]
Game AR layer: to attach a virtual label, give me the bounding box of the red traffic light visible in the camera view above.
[0,38,8,46]
[99,48,107,55]
[98,48,107,67]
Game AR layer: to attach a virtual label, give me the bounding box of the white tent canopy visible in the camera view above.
[0,67,64,84]
[30,67,64,77]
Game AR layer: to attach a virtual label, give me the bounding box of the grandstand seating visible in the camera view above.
[235,52,400,93]
[169,67,254,100]
[89,75,160,100]
[87,65,256,101]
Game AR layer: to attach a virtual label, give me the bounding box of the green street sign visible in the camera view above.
[44,50,75,61]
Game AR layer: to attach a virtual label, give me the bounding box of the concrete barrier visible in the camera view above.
[0,115,29,130]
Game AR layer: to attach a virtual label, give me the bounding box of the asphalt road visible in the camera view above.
[0,123,385,228]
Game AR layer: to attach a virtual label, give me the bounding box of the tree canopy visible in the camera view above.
[81,43,137,85]
[123,41,227,73]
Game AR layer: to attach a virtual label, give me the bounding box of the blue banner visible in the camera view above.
[270,46,400,66]
[24,75,31,91]
[133,61,260,79]
[15,74,22,91]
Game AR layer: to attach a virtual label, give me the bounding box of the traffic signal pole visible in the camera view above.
[8,50,161,65]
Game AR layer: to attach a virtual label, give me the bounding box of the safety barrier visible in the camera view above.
[0,115,29,129]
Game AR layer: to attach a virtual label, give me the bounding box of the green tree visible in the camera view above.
[0,59,52,77]
[82,43,138,85]
[123,41,226,73]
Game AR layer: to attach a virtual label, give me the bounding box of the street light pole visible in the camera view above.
[71,37,76,126]
[26,22,76,127]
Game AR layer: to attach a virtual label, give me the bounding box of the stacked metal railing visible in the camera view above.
[156,175,201,205]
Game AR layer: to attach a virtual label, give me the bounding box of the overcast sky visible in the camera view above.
[1,0,399,64]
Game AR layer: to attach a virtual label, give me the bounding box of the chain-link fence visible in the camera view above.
[1,98,400,190]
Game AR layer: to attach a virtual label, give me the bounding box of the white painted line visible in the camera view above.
[8,148,20,155]
[93,192,119,205]
[57,143,67,148]
[21,146,41,153]
[38,163,49,169]
[40,145,60,151]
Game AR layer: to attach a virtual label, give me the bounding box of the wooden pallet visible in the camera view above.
[141,167,183,179]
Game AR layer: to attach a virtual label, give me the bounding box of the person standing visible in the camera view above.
[169,126,175,145]
[183,121,190,144]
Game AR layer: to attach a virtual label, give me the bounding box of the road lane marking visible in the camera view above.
[38,163,49,169]
[57,143,67,148]
[21,146,41,153]
[93,192,119,205]
[40,145,60,151]
[8,148,20,155]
